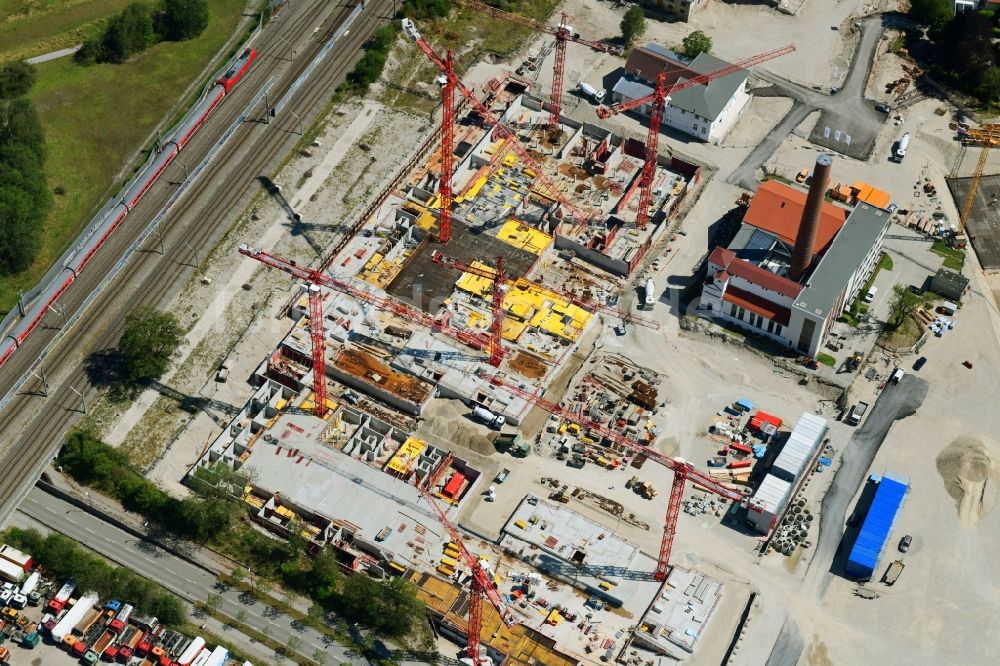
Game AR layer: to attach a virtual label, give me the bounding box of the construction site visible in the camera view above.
[182,7,756,664]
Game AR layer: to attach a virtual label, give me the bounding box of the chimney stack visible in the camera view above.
[790,153,833,281]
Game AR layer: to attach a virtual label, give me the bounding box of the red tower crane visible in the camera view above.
[479,371,756,581]
[431,253,507,367]
[451,0,622,131]
[596,44,795,229]
[238,245,501,362]
[403,18,593,227]
[432,251,661,331]
[414,475,517,665]
[302,283,329,417]
[439,50,457,243]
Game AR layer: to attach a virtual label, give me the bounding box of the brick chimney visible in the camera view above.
[790,153,833,281]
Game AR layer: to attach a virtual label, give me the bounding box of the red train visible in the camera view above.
[219,48,257,92]
[0,46,258,370]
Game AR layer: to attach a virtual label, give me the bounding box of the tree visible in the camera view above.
[887,285,920,329]
[620,6,645,47]
[312,648,328,665]
[206,593,222,610]
[158,0,209,41]
[908,0,953,32]
[0,96,50,275]
[0,61,36,99]
[979,66,1000,102]
[118,306,184,383]
[681,30,712,58]
[99,3,156,63]
[937,10,995,82]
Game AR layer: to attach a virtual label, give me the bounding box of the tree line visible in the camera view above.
[0,60,50,276]
[77,0,210,65]
[2,527,186,625]
[59,429,423,638]
[908,0,1000,103]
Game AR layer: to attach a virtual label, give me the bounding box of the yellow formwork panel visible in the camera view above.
[385,436,426,475]
[496,220,551,255]
[464,175,489,200]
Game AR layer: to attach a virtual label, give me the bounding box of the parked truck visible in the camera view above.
[643,278,656,310]
[576,81,605,103]
[0,544,32,572]
[108,603,133,634]
[846,401,869,426]
[473,405,505,430]
[92,629,116,656]
[18,571,39,596]
[0,559,26,585]
[52,591,98,643]
[47,580,76,613]
[177,636,206,666]
[895,133,910,161]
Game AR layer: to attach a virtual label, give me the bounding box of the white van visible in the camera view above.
[863,286,877,303]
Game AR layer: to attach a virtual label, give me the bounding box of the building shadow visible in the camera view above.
[829,476,880,580]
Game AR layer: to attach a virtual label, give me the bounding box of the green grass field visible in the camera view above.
[0,0,247,312]
[383,0,563,113]
[0,0,136,62]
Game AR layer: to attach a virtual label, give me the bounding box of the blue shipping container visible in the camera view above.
[846,471,909,578]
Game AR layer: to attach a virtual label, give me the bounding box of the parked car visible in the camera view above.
[875,102,891,113]
[912,356,927,371]
[899,534,912,552]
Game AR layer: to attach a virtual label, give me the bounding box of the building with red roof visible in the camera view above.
[699,177,890,357]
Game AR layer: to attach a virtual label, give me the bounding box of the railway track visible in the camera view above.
[0,0,395,524]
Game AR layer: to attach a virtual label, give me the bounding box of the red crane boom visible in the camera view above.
[432,251,660,330]
[452,0,621,130]
[596,44,795,119]
[238,245,496,360]
[403,19,592,226]
[415,477,516,665]
[479,371,749,581]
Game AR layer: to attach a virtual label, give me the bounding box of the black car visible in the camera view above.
[913,356,927,371]
[899,535,912,552]
[875,102,891,113]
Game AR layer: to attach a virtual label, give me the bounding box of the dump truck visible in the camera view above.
[93,629,116,656]
[846,401,868,426]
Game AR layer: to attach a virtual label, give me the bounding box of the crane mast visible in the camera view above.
[479,371,747,580]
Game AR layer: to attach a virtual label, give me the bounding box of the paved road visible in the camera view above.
[25,45,81,64]
[728,15,888,189]
[0,0,396,529]
[15,487,386,665]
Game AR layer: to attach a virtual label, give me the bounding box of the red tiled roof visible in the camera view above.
[623,46,692,86]
[708,246,736,269]
[723,285,791,327]
[743,180,848,255]
[708,245,801,298]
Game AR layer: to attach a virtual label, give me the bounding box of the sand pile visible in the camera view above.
[936,435,1000,527]
[416,398,496,457]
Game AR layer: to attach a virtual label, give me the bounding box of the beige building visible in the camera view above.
[640,0,707,22]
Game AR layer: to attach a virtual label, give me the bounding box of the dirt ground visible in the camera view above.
[94,97,431,494]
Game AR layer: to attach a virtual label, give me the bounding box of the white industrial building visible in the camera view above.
[699,156,891,357]
[611,43,752,144]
